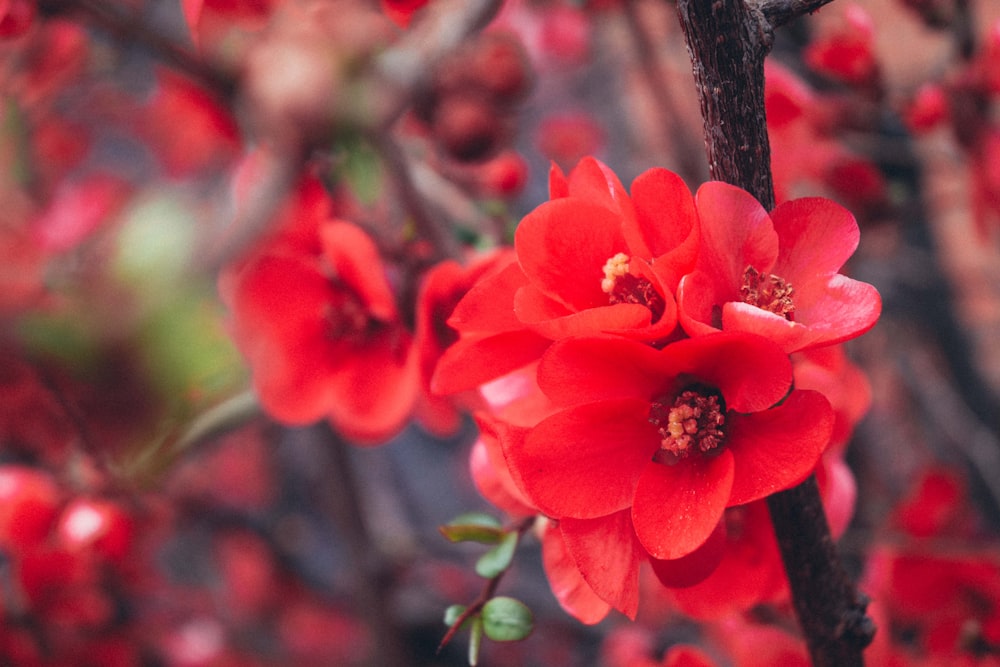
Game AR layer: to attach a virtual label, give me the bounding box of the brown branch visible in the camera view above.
[676,0,775,208]
[674,1,874,664]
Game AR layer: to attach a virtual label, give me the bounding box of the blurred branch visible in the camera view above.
[369,0,504,132]
[321,427,409,667]
[623,0,708,185]
[39,0,236,103]
[122,391,262,486]
[899,341,1000,531]
[372,135,463,263]
[675,1,874,664]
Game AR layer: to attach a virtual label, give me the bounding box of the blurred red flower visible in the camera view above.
[222,219,418,444]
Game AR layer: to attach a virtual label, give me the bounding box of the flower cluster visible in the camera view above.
[434,157,881,620]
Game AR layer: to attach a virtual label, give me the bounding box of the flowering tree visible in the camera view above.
[2,0,1000,665]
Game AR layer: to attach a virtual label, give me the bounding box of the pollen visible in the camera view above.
[601,253,631,293]
[649,388,726,462]
[740,265,795,319]
[600,253,667,323]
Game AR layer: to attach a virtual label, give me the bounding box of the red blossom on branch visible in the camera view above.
[506,332,833,561]
[677,183,881,353]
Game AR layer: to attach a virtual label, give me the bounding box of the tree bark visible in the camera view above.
[674,1,875,664]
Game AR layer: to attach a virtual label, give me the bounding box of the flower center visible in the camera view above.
[740,265,795,319]
[600,253,666,323]
[648,387,726,463]
[325,289,382,343]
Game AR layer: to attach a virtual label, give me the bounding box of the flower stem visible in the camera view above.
[674,0,874,663]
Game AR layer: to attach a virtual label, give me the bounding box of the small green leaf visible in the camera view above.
[443,604,467,627]
[468,616,483,666]
[475,530,518,578]
[481,596,534,642]
[440,512,505,544]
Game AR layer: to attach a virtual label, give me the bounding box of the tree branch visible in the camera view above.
[674,1,874,664]
[39,0,236,103]
[757,0,838,29]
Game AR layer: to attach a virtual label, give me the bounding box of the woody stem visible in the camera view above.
[674,1,873,665]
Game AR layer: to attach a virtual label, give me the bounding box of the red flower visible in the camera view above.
[432,157,697,394]
[677,182,881,353]
[505,333,833,560]
[414,252,512,436]
[221,219,418,444]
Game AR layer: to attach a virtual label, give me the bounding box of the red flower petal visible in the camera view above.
[447,260,526,333]
[770,197,859,290]
[515,199,629,312]
[536,337,669,407]
[563,157,632,216]
[667,501,787,619]
[662,645,718,667]
[720,301,811,352]
[726,389,833,506]
[324,330,418,444]
[627,168,699,274]
[469,428,536,518]
[518,298,653,339]
[431,330,551,395]
[321,221,397,321]
[693,181,778,286]
[649,517,727,588]
[548,162,569,199]
[631,451,734,560]
[676,271,727,337]
[559,510,645,619]
[655,333,793,413]
[511,399,656,519]
[791,274,882,347]
[539,522,612,624]
[230,254,339,424]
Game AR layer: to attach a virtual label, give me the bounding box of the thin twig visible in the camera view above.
[757,0,838,29]
[437,516,535,653]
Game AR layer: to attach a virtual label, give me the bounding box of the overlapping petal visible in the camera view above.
[631,451,735,560]
[725,390,833,506]
[511,398,656,519]
[515,199,629,312]
[539,523,613,624]
[627,167,699,274]
[559,510,645,619]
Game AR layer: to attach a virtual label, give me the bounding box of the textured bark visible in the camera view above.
[675,1,875,664]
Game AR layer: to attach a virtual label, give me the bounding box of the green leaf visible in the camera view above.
[481,596,534,642]
[443,604,467,627]
[468,616,483,666]
[475,530,518,578]
[440,512,505,544]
